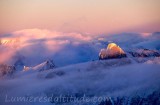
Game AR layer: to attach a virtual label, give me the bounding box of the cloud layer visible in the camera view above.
[0,29,159,67]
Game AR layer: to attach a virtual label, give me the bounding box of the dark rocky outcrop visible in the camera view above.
[129,49,160,57]
[0,64,16,77]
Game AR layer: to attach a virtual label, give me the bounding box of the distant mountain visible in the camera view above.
[0,64,16,77]
[129,49,160,57]
[23,59,56,72]
[99,43,127,60]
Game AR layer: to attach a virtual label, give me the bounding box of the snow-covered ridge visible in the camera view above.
[23,59,56,72]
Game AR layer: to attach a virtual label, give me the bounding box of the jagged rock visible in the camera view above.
[23,59,56,72]
[99,43,127,60]
[0,64,16,77]
[129,49,160,57]
[33,59,55,71]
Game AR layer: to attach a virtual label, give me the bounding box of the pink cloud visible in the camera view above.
[0,29,93,64]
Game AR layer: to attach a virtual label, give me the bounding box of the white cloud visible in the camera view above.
[0,29,159,66]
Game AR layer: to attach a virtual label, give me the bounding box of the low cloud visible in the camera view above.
[0,29,94,66]
[0,29,159,66]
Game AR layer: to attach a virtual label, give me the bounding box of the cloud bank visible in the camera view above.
[0,29,159,67]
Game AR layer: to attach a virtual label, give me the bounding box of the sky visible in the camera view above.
[0,0,160,34]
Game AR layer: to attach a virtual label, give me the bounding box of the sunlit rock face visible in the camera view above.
[0,38,20,48]
[99,43,127,60]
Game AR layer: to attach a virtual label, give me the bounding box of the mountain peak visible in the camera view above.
[106,43,125,54]
[23,59,56,72]
[107,43,117,49]
[99,43,127,60]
